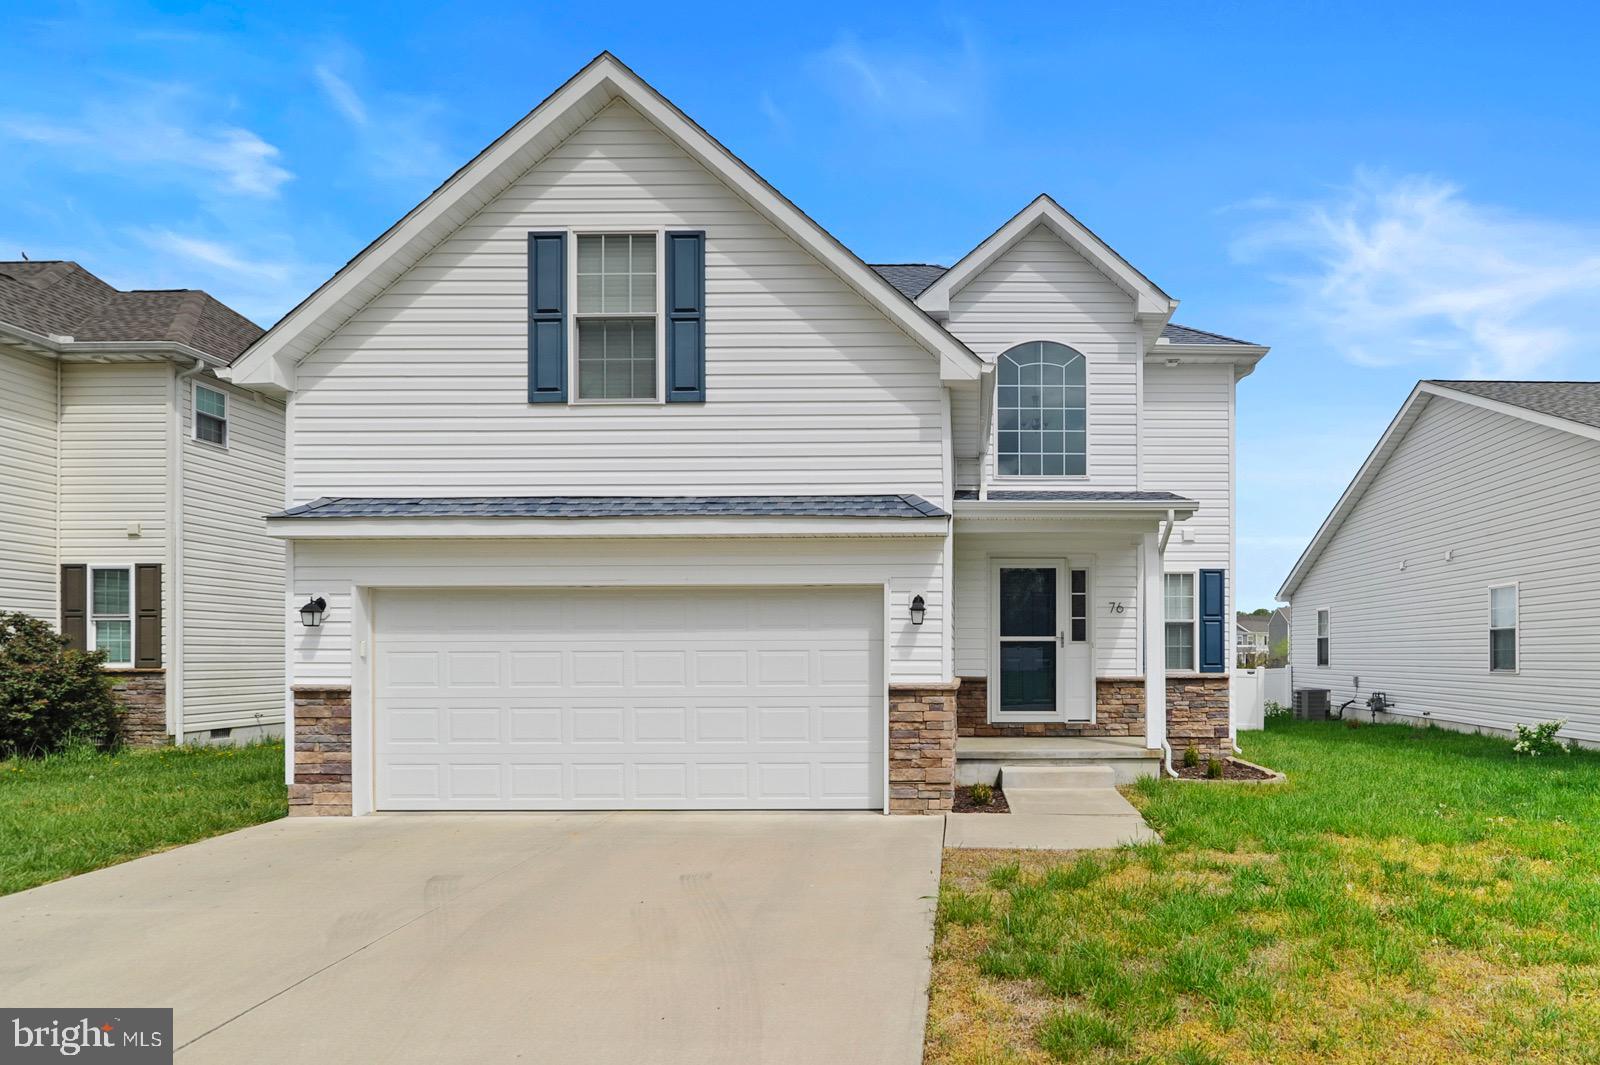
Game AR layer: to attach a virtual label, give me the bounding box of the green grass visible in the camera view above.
[0,741,287,895]
[925,720,1600,1065]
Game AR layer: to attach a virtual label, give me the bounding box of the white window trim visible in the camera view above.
[567,226,667,406]
[192,380,229,449]
[1315,607,1331,667]
[1163,570,1197,673]
[1488,581,1520,675]
[87,563,136,669]
[991,340,1091,483]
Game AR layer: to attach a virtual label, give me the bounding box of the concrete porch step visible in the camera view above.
[1003,787,1140,816]
[1000,764,1116,790]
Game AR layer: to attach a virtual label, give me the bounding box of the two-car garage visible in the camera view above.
[371,586,885,810]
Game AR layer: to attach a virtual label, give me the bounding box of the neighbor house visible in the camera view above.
[1235,613,1269,666]
[0,261,286,745]
[224,53,1268,815]
[1266,605,1290,665]
[1279,380,1600,744]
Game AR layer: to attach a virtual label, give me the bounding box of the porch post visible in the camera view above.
[1142,529,1166,751]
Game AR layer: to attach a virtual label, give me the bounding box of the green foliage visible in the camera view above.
[969,782,994,806]
[1263,700,1292,723]
[1512,720,1567,757]
[1038,1009,1128,1060]
[0,611,121,758]
[1205,757,1224,779]
[1183,745,1201,768]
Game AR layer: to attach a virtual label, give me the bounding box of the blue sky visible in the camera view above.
[6,1,1599,607]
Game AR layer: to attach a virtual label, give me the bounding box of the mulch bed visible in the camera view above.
[1171,756,1277,781]
[952,784,1010,813]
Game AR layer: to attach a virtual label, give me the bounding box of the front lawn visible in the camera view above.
[928,720,1600,1064]
[0,741,287,895]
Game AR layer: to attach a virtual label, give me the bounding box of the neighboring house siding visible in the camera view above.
[180,378,288,736]
[58,361,171,660]
[290,537,945,686]
[945,225,1139,490]
[1289,397,1600,743]
[289,99,946,504]
[0,347,59,619]
[953,531,1140,678]
[1143,361,1235,666]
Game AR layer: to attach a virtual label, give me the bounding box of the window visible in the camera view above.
[996,341,1086,477]
[1069,569,1088,643]
[194,384,227,446]
[1489,585,1518,672]
[90,566,133,667]
[1164,573,1195,671]
[1316,609,1331,667]
[574,233,657,401]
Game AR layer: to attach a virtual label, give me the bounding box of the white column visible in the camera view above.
[1143,529,1166,750]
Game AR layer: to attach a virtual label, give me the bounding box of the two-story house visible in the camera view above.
[0,260,286,745]
[225,54,1267,815]
[1236,613,1270,666]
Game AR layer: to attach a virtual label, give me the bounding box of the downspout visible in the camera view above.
[169,357,206,743]
[1157,508,1177,775]
[977,365,995,501]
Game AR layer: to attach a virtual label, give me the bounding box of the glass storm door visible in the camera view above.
[997,563,1065,717]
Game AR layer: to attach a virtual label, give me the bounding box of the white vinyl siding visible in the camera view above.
[290,99,946,503]
[181,377,287,736]
[945,225,1139,490]
[1289,396,1600,743]
[953,531,1140,678]
[0,347,59,619]
[290,536,944,687]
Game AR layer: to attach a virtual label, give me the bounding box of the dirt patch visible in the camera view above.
[952,784,1010,813]
[1172,756,1278,781]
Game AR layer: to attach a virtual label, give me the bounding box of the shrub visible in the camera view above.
[1205,757,1224,779]
[1264,700,1292,723]
[1183,745,1201,768]
[0,611,121,757]
[1345,717,1361,730]
[1512,720,1566,757]
[969,782,994,807]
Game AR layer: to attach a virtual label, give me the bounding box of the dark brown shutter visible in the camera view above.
[135,564,162,669]
[60,564,87,650]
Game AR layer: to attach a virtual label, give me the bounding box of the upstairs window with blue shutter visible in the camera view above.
[665,231,706,402]
[527,231,567,403]
[1198,569,1226,673]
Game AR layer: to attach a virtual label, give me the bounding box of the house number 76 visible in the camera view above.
[1106,601,1125,614]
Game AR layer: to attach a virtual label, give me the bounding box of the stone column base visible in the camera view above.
[107,671,168,747]
[289,686,353,816]
[888,681,959,814]
[1167,675,1232,759]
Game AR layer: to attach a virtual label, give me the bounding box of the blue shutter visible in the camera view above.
[527,232,566,403]
[1198,568,1226,673]
[664,230,706,403]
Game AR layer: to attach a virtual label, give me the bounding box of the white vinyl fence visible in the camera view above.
[1264,666,1292,711]
[1233,668,1264,731]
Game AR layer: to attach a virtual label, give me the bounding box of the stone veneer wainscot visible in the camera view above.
[289,686,353,816]
[888,682,959,814]
[108,670,167,747]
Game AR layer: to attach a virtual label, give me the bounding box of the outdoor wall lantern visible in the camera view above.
[299,596,328,628]
[910,594,927,626]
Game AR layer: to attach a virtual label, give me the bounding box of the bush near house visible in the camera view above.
[0,611,121,758]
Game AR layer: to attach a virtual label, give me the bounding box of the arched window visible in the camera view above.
[996,341,1086,476]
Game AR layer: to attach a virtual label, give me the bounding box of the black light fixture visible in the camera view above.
[299,596,328,628]
[909,594,926,626]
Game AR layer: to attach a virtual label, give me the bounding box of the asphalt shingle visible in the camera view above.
[1429,380,1600,431]
[274,494,949,520]
[953,489,1196,504]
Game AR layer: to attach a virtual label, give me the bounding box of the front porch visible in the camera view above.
[956,734,1162,786]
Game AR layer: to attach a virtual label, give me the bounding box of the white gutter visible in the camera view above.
[168,357,207,743]
[1157,508,1177,775]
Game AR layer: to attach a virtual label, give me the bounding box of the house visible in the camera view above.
[224,53,1268,815]
[1235,613,1269,666]
[0,261,285,745]
[1278,380,1600,744]
[1267,605,1290,665]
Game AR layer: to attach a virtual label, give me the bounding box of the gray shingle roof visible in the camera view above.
[867,264,1258,346]
[953,489,1196,505]
[1429,380,1600,431]
[274,494,949,520]
[0,261,262,363]
[1236,613,1270,633]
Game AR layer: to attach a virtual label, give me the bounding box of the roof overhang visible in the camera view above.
[1150,340,1271,380]
[1278,380,1600,601]
[953,495,1197,530]
[226,52,982,396]
[265,515,949,540]
[915,194,1179,348]
[0,317,227,368]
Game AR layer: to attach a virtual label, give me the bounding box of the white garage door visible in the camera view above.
[374,586,884,810]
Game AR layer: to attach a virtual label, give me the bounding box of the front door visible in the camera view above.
[993,560,1092,722]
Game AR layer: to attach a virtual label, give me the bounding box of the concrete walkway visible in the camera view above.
[0,813,944,1065]
[946,765,1160,850]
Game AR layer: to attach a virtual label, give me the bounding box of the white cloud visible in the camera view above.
[131,229,322,324]
[310,51,448,183]
[138,229,294,282]
[1234,171,1600,377]
[1,91,291,197]
[313,64,368,127]
[808,27,984,124]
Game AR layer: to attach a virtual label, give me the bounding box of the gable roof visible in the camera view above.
[1277,379,1600,600]
[911,195,1177,327]
[226,52,982,393]
[1236,613,1270,634]
[0,260,261,364]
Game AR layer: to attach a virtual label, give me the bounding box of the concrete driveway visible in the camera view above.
[0,813,944,1064]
